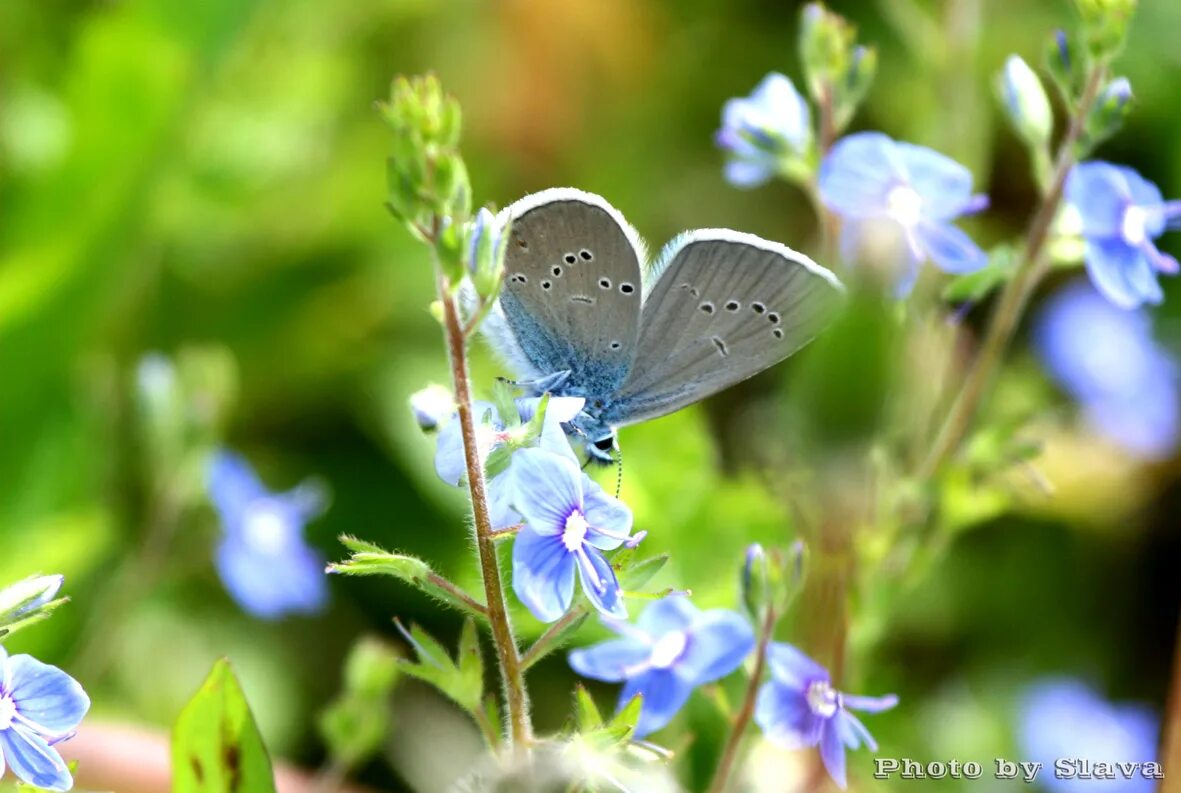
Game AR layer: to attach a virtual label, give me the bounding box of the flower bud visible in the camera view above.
[1074,0,1137,59]
[741,543,771,621]
[410,384,454,432]
[467,207,509,300]
[0,574,64,627]
[997,55,1053,148]
[1083,77,1133,151]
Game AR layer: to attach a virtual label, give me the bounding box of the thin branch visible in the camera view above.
[425,572,488,617]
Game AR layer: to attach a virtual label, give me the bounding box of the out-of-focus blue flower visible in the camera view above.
[569,596,754,736]
[207,450,329,620]
[819,131,989,295]
[1018,677,1159,793]
[434,396,585,529]
[716,73,812,188]
[1034,279,1179,459]
[0,645,90,792]
[410,384,454,432]
[509,449,638,623]
[755,642,897,789]
[1065,161,1181,308]
[0,575,63,624]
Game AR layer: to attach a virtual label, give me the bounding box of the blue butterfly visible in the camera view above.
[481,188,845,463]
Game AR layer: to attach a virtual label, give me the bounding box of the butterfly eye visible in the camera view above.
[592,436,615,452]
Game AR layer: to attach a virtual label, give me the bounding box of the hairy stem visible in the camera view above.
[706,607,777,793]
[439,285,533,748]
[919,64,1108,478]
[1161,615,1181,792]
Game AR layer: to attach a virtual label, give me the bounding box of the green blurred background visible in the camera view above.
[2,0,1179,790]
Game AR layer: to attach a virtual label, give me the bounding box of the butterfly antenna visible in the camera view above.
[614,443,624,498]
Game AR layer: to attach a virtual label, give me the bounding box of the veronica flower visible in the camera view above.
[716,73,812,188]
[569,596,754,736]
[1018,677,1159,793]
[1065,161,1181,308]
[509,448,639,622]
[207,450,329,620]
[434,396,585,529]
[819,131,989,295]
[1034,279,1179,459]
[755,643,897,789]
[0,646,90,791]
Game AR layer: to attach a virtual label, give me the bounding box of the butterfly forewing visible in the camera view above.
[608,231,844,426]
[496,189,645,396]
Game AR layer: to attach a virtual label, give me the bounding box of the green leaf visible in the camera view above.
[521,608,589,670]
[172,659,277,793]
[456,618,484,702]
[395,619,483,715]
[616,553,669,592]
[607,693,644,740]
[575,685,603,731]
[942,246,1018,303]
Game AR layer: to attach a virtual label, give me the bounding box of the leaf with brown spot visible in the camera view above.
[172,659,278,793]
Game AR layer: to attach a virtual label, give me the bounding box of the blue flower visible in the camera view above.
[1018,677,1159,793]
[716,73,812,188]
[509,448,638,623]
[434,396,585,530]
[819,131,989,295]
[1065,161,1181,308]
[0,646,90,792]
[755,643,897,789]
[207,450,329,620]
[569,596,754,736]
[1034,279,1179,459]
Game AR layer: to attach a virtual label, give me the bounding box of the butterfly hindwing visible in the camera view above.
[607,230,844,427]
[493,189,645,397]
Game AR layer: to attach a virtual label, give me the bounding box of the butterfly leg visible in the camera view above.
[496,369,572,395]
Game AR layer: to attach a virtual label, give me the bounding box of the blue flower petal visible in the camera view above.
[819,132,905,219]
[724,159,776,189]
[678,610,755,684]
[208,451,268,520]
[916,220,988,274]
[8,656,90,734]
[1068,162,1132,238]
[577,546,627,619]
[620,668,693,737]
[569,637,651,682]
[511,527,576,622]
[841,693,899,715]
[485,470,521,530]
[636,595,698,636]
[766,642,829,688]
[1084,238,1163,309]
[754,679,825,749]
[581,479,633,551]
[216,534,328,620]
[510,449,582,537]
[434,401,501,486]
[819,720,849,789]
[1,727,71,792]
[894,141,976,220]
[748,72,811,150]
[835,709,879,751]
[1119,165,1166,235]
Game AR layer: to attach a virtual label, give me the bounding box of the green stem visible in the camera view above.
[439,285,533,748]
[919,63,1108,478]
[706,606,777,793]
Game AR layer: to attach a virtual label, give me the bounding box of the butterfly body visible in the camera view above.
[482,188,844,462]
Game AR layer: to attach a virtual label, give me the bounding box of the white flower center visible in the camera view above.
[244,506,290,555]
[1122,205,1148,245]
[887,185,924,228]
[562,510,589,552]
[806,680,840,719]
[0,694,16,730]
[649,630,688,669]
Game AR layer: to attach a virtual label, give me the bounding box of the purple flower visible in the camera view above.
[819,132,989,295]
[434,396,585,530]
[1065,161,1181,308]
[509,448,638,623]
[0,646,90,791]
[1034,279,1179,459]
[755,643,897,789]
[207,450,329,620]
[569,596,754,736]
[1018,678,1159,793]
[716,73,812,188]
